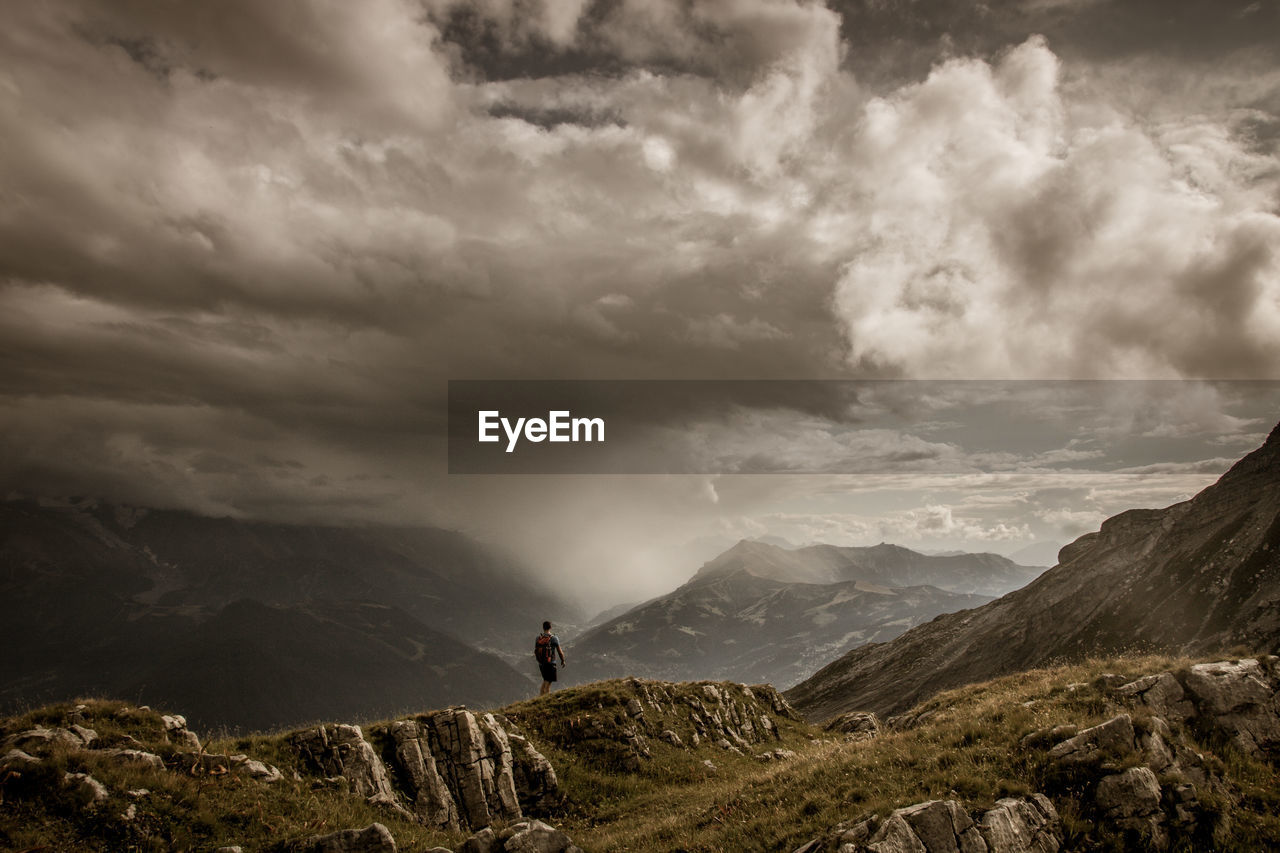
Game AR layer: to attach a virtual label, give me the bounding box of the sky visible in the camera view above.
[2,0,1279,609]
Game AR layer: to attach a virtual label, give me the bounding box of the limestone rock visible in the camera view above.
[1095,767,1162,820]
[834,796,1060,853]
[899,799,985,852]
[3,726,92,751]
[505,725,560,812]
[384,719,460,830]
[416,709,522,828]
[292,725,397,802]
[660,729,685,747]
[977,795,1061,853]
[459,827,497,853]
[281,822,397,853]
[1181,658,1280,757]
[500,818,575,853]
[240,757,285,783]
[1047,715,1135,767]
[63,771,109,806]
[824,712,882,741]
[1,748,41,769]
[1117,673,1194,721]
[104,748,165,770]
[756,748,798,762]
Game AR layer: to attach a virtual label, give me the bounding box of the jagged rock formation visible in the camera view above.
[570,543,998,689]
[505,678,799,773]
[1031,708,1224,850]
[1117,656,1280,759]
[788,423,1280,721]
[290,708,558,833]
[793,795,1062,852]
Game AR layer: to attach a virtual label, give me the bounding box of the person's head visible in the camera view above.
[542,620,551,632]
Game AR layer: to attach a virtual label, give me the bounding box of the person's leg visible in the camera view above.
[540,679,550,695]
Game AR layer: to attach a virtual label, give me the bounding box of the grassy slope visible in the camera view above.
[499,659,1280,852]
[3,656,1279,852]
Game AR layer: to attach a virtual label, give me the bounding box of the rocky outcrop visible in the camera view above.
[290,708,558,834]
[787,424,1280,721]
[385,719,461,830]
[1118,657,1280,759]
[293,725,399,802]
[823,712,882,741]
[793,795,1061,852]
[412,710,522,829]
[1030,695,1238,850]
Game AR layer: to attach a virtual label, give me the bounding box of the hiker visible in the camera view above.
[534,620,566,696]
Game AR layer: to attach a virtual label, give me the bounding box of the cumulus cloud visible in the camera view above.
[833,36,1280,378]
[1,0,1278,602]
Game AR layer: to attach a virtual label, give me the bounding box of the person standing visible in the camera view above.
[534,620,566,696]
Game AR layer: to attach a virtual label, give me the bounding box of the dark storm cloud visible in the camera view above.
[1,0,1278,599]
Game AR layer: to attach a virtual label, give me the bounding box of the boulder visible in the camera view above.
[1117,673,1193,721]
[104,748,165,770]
[281,822,397,853]
[976,796,1061,853]
[500,818,576,853]
[0,748,41,770]
[63,771,109,806]
[240,757,285,783]
[459,827,497,853]
[1181,658,1280,758]
[898,799,984,852]
[1095,767,1161,820]
[824,712,882,741]
[2,726,91,751]
[1047,715,1135,767]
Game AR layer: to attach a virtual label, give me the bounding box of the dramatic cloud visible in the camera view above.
[1,0,1278,604]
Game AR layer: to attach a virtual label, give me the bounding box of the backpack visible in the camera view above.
[534,633,555,664]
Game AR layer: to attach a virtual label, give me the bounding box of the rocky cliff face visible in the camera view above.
[787,422,1280,721]
[290,708,559,834]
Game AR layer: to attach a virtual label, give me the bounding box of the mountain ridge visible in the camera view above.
[785,420,1280,722]
[566,539,1016,688]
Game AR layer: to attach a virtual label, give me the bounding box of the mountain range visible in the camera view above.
[786,421,1280,722]
[566,539,1043,688]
